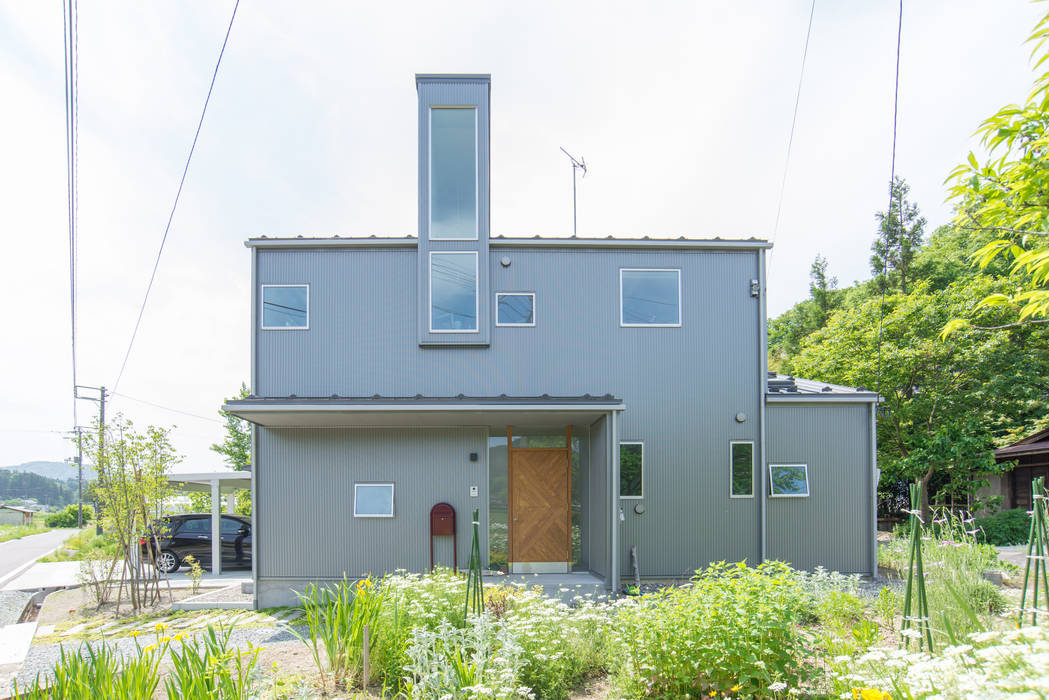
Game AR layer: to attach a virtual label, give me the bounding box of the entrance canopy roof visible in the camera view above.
[223,395,625,428]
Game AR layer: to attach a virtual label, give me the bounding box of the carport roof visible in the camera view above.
[766,373,880,403]
[223,394,625,428]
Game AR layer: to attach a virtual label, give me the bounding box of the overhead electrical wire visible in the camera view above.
[875,0,904,402]
[63,0,79,432]
[113,0,241,391]
[768,0,817,268]
[109,392,223,424]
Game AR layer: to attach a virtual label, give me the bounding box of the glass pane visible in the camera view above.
[431,253,477,331]
[356,484,394,515]
[731,443,754,496]
[621,270,679,325]
[620,443,643,497]
[430,108,477,239]
[488,435,508,573]
[497,294,534,325]
[509,426,566,448]
[770,466,808,496]
[262,286,308,328]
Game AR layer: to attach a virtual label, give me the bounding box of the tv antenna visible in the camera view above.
[560,147,587,236]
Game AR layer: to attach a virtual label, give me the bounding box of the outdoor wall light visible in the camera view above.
[500,256,511,267]
[735,412,747,423]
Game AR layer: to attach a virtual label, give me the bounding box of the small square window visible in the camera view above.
[261,284,309,329]
[620,443,643,498]
[496,293,535,326]
[769,465,809,498]
[730,442,754,498]
[620,269,681,327]
[354,483,395,517]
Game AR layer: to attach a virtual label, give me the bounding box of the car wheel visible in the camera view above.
[156,550,181,574]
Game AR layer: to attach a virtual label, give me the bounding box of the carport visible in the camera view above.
[166,471,251,575]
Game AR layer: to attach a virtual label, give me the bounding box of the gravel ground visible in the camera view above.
[15,623,303,686]
[0,590,32,626]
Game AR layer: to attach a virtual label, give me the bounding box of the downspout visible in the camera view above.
[611,410,620,594]
[870,401,879,579]
[250,244,259,608]
[758,249,768,563]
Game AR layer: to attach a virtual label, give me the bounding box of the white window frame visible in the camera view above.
[619,268,682,327]
[768,464,810,498]
[260,284,310,330]
[495,292,536,327]
[429,251,479,334]
[353,483,395,518]
[619,441,644,499]
[729,440,755,499]
[428,106,479,241]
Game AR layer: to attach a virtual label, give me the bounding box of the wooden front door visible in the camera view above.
[509,448,571,564]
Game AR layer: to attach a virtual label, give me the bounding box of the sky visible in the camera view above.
[0,0,1044,471]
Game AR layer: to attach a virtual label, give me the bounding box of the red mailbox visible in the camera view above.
[429,502,457,573]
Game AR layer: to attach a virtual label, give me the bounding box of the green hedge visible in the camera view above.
[976,508,1030,546]
[45,504,93,528]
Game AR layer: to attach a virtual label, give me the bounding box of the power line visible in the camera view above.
[768,0,817,268]
[113,0,241,391]
[62,0,79,431]
[876,0,904,402]
[109,391,223,424]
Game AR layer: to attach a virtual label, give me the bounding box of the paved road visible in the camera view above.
[0,530,77,589]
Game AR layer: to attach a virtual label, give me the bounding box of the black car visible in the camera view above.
[140,513,252,573]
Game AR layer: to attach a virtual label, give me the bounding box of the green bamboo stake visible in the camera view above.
[464,508,484,618]
[1019,476,1049,627]
[901,482,934,651]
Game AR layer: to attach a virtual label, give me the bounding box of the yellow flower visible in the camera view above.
[154,622,168,631]
[854,689,891,700]
[173,633,184,642]
[272,662,279,671]
[160,636,172,643]
[130,630,140,638]
[731,686,742,692]
[143,644,157,654]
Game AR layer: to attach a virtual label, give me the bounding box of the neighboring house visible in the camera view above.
[0,505,35,526]
[224,74,880,608]
[981,427,1049,511]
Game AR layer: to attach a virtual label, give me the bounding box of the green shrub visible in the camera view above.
[975,508,1030,546]
[165,625,260,700]
[612,561,813,698]
[45,504,92,528]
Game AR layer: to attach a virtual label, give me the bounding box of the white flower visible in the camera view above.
[769,681,788,692]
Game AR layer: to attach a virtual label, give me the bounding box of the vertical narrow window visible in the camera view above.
[620,269,681,326]
[730,441,754,497]
[620,442,643,498]
[261,284,309,330]
[496,293,535,326]
[430,107,477,239]
[430,251,478,332]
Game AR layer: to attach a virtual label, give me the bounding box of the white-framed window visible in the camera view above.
[730,441,754,498]
[769,464,810,498]
[619,442,643,498]
[429,106,478,240]
[620,268,681,327]
[354,483,395,517]
[430,251,479,333]
[495,292,535,327]
[261,284,309,330]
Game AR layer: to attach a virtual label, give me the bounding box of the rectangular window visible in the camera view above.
[730,441,754,497]
[620,442,643,498]
[496,293,535,326]
[429,107,478,239]
[261,284,309,329]
[620,269,681,327]
[430,252,478,332]
[354,483,395,517]
[769,464,810,498]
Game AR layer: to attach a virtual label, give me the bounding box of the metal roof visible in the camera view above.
[994,426,1049,461]
[766,373,880,403]
[244,235,771,250]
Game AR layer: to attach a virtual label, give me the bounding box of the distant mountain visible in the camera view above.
[0,470,77,508]
[1,460,94,481]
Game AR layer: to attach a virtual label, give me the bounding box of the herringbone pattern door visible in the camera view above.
[510,449,570,562]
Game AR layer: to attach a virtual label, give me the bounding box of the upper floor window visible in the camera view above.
[620,269,681,327]
[769,464,810,498]
[261,284,309,330]
[430,251,478,332]
[430,107,477,240]
[496,293,535,327]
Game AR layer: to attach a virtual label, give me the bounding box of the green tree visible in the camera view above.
[200,383,252,515]
[809,254,838,327]
[871,176,926,294]
[791,276,1049,520]
[945,8,1049,332]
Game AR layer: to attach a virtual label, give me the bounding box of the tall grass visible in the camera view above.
[11,640,162,699]
[164,624,260,700]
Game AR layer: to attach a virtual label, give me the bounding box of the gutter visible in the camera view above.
[758,250,767,564]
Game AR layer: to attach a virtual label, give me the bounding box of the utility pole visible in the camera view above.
[75,384,106,534]
[75,427,83,528]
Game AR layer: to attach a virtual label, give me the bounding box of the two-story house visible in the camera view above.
[224,74,879,608]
